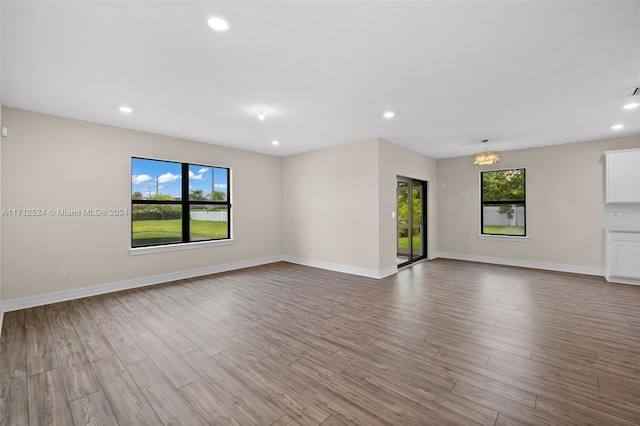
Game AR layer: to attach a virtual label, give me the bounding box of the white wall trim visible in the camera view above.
[378,265,399,278]
[478,234,529,242]
[0,251,608,323]
[605,275,640,286]
[283,256,397,279]
[0,255,284,314]
[0,254,399,322]
[129,239,234,256]
[431,252,605,276]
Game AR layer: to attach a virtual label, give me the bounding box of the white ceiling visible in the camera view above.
[2,1,640,158]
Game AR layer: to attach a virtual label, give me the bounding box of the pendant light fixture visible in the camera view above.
[472,139,500,166]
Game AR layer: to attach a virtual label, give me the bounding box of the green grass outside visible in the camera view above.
[483,225,525,236]
[132,219,228,246]
[397,236,422,249]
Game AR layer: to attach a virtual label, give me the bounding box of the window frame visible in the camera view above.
[131,157,231,248]
[480,168,526,237]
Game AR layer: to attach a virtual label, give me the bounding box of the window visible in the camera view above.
[481,168,525,236]
[131,158,230,247]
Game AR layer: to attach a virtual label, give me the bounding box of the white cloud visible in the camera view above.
[132,174,152,185]
[214,183,227,189]
[198,167,209,174]
[157,172,180,183]
[189,170,204,180]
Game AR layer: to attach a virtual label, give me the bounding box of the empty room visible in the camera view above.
[1,1,640,425]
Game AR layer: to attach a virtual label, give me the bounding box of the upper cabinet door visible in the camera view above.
[605,148,640,203]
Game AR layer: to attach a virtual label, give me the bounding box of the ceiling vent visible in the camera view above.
[623,87,640,98]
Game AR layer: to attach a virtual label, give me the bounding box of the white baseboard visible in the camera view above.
[0,254,398,322]
[0,251,605,324]
[605,275,640,286]
[431,252,605,276]
[283,256,398,279]
[0,255,284,314]
[378,265,399,278]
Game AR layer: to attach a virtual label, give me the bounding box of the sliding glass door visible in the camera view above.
[397,177,427,266]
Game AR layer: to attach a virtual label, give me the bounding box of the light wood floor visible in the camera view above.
[1,259,640,425]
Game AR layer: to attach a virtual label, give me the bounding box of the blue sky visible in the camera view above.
[132,158,228,199]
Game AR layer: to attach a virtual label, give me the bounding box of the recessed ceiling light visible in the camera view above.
[271,140,280,146]
[611,124,624,130]
[623,101,640,109]
[207,16,229,32]
[119,106,133,114]
[382,111,395,119]
[258,110,265,121]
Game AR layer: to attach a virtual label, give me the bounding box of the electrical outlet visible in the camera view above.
[340,248,345,256]
[58,268,66,278]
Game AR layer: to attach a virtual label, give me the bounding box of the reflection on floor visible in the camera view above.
[3,260,640,425]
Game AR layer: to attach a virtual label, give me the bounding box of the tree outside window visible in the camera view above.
[131,158,231,247]
[481,169,525,236]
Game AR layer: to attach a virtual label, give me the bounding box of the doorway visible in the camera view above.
[397,177,427,266]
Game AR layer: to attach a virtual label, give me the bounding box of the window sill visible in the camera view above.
[479,234,528,242]
[130,239,234,256]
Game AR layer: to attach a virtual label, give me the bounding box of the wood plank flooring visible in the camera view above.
[1,259,640,425]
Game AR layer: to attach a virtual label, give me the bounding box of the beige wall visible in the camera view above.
[1,108,283,300]
[436,135,640,270]
[1,3,3,305]
[282,139,380,271]
[282,138,439,274]
[377,139,437,271]
[0,104,2,304]
[2,105,639,303]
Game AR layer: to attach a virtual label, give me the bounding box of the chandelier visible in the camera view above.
[472,139,500,166]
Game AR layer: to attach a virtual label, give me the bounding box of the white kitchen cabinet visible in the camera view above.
[605,148,640,203]
[605,231,640,285]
